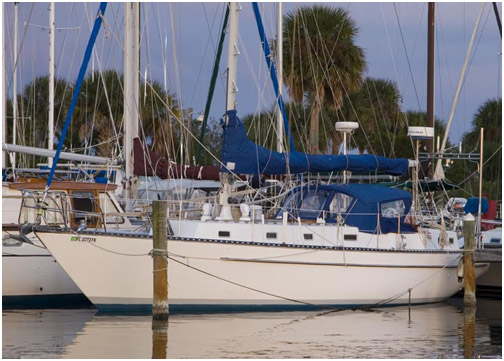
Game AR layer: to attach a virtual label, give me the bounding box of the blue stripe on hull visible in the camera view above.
[3,294,93,309]
[95,302,420,315]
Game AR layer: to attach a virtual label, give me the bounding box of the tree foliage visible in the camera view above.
[6,70,182,167]
[338,77,403,156]
[445,98,502,200]
[281,5,366,153]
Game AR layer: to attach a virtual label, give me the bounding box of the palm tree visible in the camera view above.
[339,78,403,156]
[74,70,181,160]
[73,70,124,157]
[5,76,72,167]
[140,79,181,160]
[450,98,502,199]
[242,102,310,151]
[7,70,182,166]
[281,5,366,154]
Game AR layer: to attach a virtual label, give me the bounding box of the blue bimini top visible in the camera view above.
[276,183,416,234]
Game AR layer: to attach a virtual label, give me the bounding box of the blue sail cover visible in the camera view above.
[222,110,409,176]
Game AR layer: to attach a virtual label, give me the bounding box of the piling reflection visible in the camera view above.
[463,306,476,359]
[151,318,168,359]
[2,299,501,359]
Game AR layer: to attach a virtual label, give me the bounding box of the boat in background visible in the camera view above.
[475,228,502,294]
[2,179,137,308]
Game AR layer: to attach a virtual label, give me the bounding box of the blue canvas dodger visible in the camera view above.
[277,183,416,234]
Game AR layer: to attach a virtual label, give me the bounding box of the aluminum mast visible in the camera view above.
[123,2,140,210]
[48,2,55,167]
[276,2,283,153]
[12,3,18,171]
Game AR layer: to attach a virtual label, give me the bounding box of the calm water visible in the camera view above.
[2,297,501,359]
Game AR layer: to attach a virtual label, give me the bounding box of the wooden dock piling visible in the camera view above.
[463,213,477,307]
[152,200,169,319]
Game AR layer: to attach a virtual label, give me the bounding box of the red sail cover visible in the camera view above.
[133,138,220,180]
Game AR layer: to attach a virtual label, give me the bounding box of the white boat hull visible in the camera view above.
[35,230,487,312]
[2,240,86,307]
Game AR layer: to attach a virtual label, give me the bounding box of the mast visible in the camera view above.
[426,2,435,172]
[225,2,240,115]
[2,4,6,167]
[48,2,55,167]
[477,128,484,249]
[433,4,485,180]
[218,2,240,222]
[123,2,140,210]
[194,5,230,165]
[12,2,18,171]
[276,2,283,153]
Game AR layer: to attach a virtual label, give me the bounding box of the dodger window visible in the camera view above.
[381,200,406,218]
[329,193,354,215]
[298,190,331,218]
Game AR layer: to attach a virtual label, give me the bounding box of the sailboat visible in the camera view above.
[2,3,134,307]
[28,2,491,313]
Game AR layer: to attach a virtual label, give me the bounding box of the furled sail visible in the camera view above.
[133,138,220,180]
[222,110,409,176]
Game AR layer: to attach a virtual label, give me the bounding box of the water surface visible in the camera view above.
[2,297,501,358]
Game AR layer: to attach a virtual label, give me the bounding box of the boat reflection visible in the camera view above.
[2,299,501,358]
[2,309,96,358]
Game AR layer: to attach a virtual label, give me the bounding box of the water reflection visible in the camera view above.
[2,299,501,359]
[2,309,95,358]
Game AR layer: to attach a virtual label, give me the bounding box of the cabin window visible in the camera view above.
[71,191,97,226]
[381,200,406,218]
[298,190,331,218]
[329,193,353,215]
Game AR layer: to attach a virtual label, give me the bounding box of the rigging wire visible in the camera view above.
[6,3,35,96]
[188,2,222,106]
[392,3,422,111]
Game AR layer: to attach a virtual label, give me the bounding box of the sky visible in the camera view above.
[3,2,502,147]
